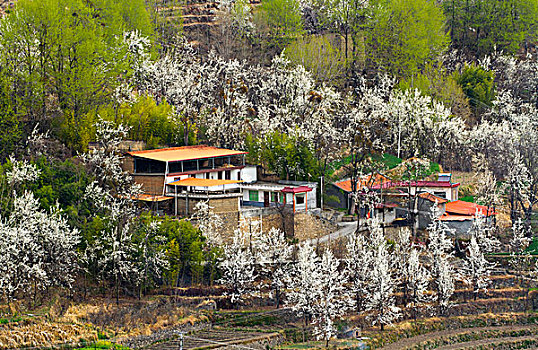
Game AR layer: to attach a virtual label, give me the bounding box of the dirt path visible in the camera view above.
[379,324,538,350]
[436,335,538,349]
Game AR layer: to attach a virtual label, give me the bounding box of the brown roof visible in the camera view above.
[334,174,391,192]
[418,192,449,204]
[438,214,474,221]
[129,145,247,162]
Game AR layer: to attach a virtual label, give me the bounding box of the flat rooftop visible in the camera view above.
[128,145,247,162]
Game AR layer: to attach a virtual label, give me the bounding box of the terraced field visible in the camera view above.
[144,328,279,349]
[379,324,538,350]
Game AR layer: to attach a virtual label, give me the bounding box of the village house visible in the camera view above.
[327,172,496,233]
[328,173,459,211]
[328,172,496,235]
[439,200,496,236]
[123,145,318,216]
[240,180,317,213]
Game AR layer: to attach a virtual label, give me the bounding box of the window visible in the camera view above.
[218,171,222,180]
[225,170,231,180]
[237,172,241,180]
[296,194,305,205]
[249,190,259,202]
[205,172,210,179]
[271,192,281,202]
[433,191,447,199]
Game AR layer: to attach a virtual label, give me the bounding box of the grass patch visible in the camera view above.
[526,237,538,254]
[372,153,403,170]
[460,195,475,203]
[0,316,22,324]
[328,153,403,175]
[75,340,129,350]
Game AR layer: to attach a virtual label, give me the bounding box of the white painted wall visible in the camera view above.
[241,166,258,183]
[409,187,457,201]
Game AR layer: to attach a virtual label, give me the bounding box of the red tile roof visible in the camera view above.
[371,180,460,189]
[281,186,313,193]
[334,176,460,192]
[444,200,496,216]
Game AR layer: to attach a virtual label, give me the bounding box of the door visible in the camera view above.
[264,191,270,207]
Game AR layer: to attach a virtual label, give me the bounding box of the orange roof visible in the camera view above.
[418,192,449,204]
[334,174,391,192]
[445,200,495,216]
[168,178,242,187]
[129,145,247,162]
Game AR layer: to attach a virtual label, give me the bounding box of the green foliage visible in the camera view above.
[63,96,193,151]
[256,0,304,49]
[0,157,93,229]
[97,96,180,149]
[399,64,473,122]
[329,153,402,176]
[364,0,449,78]
[443,0,538,57]
[0,317,22,324]
[285,35,348,83]
[0,81,21,162]
[247,131,319,181]
[0,0,153,151]
[455,64,495,118]
[428,161,440,174]
[160,217,207,286]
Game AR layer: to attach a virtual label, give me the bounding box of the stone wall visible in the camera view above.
[176,196,240,216]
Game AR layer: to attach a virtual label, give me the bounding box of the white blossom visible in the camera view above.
[311,249,348,346]
[287,242,321,323]
[5,156,41,186]
[192,201,224,247]
[0,191,80,301]
[365,219,400,330]
[219,228,256,305]
[345,230,372,312]
[257,227,292,308]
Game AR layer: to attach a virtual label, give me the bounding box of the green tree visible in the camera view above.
[247,131,319,181]
[0,0,153,150]
[455,64,495,120]
[87,96,180,149]
[162,218,206,287]
[319,0,369,66]
[256,0,304,49]
[443,0,538,57]
[364,0,449,78]
[0,83,21,162]
[400,63,473,123]
[285,35,348,84]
